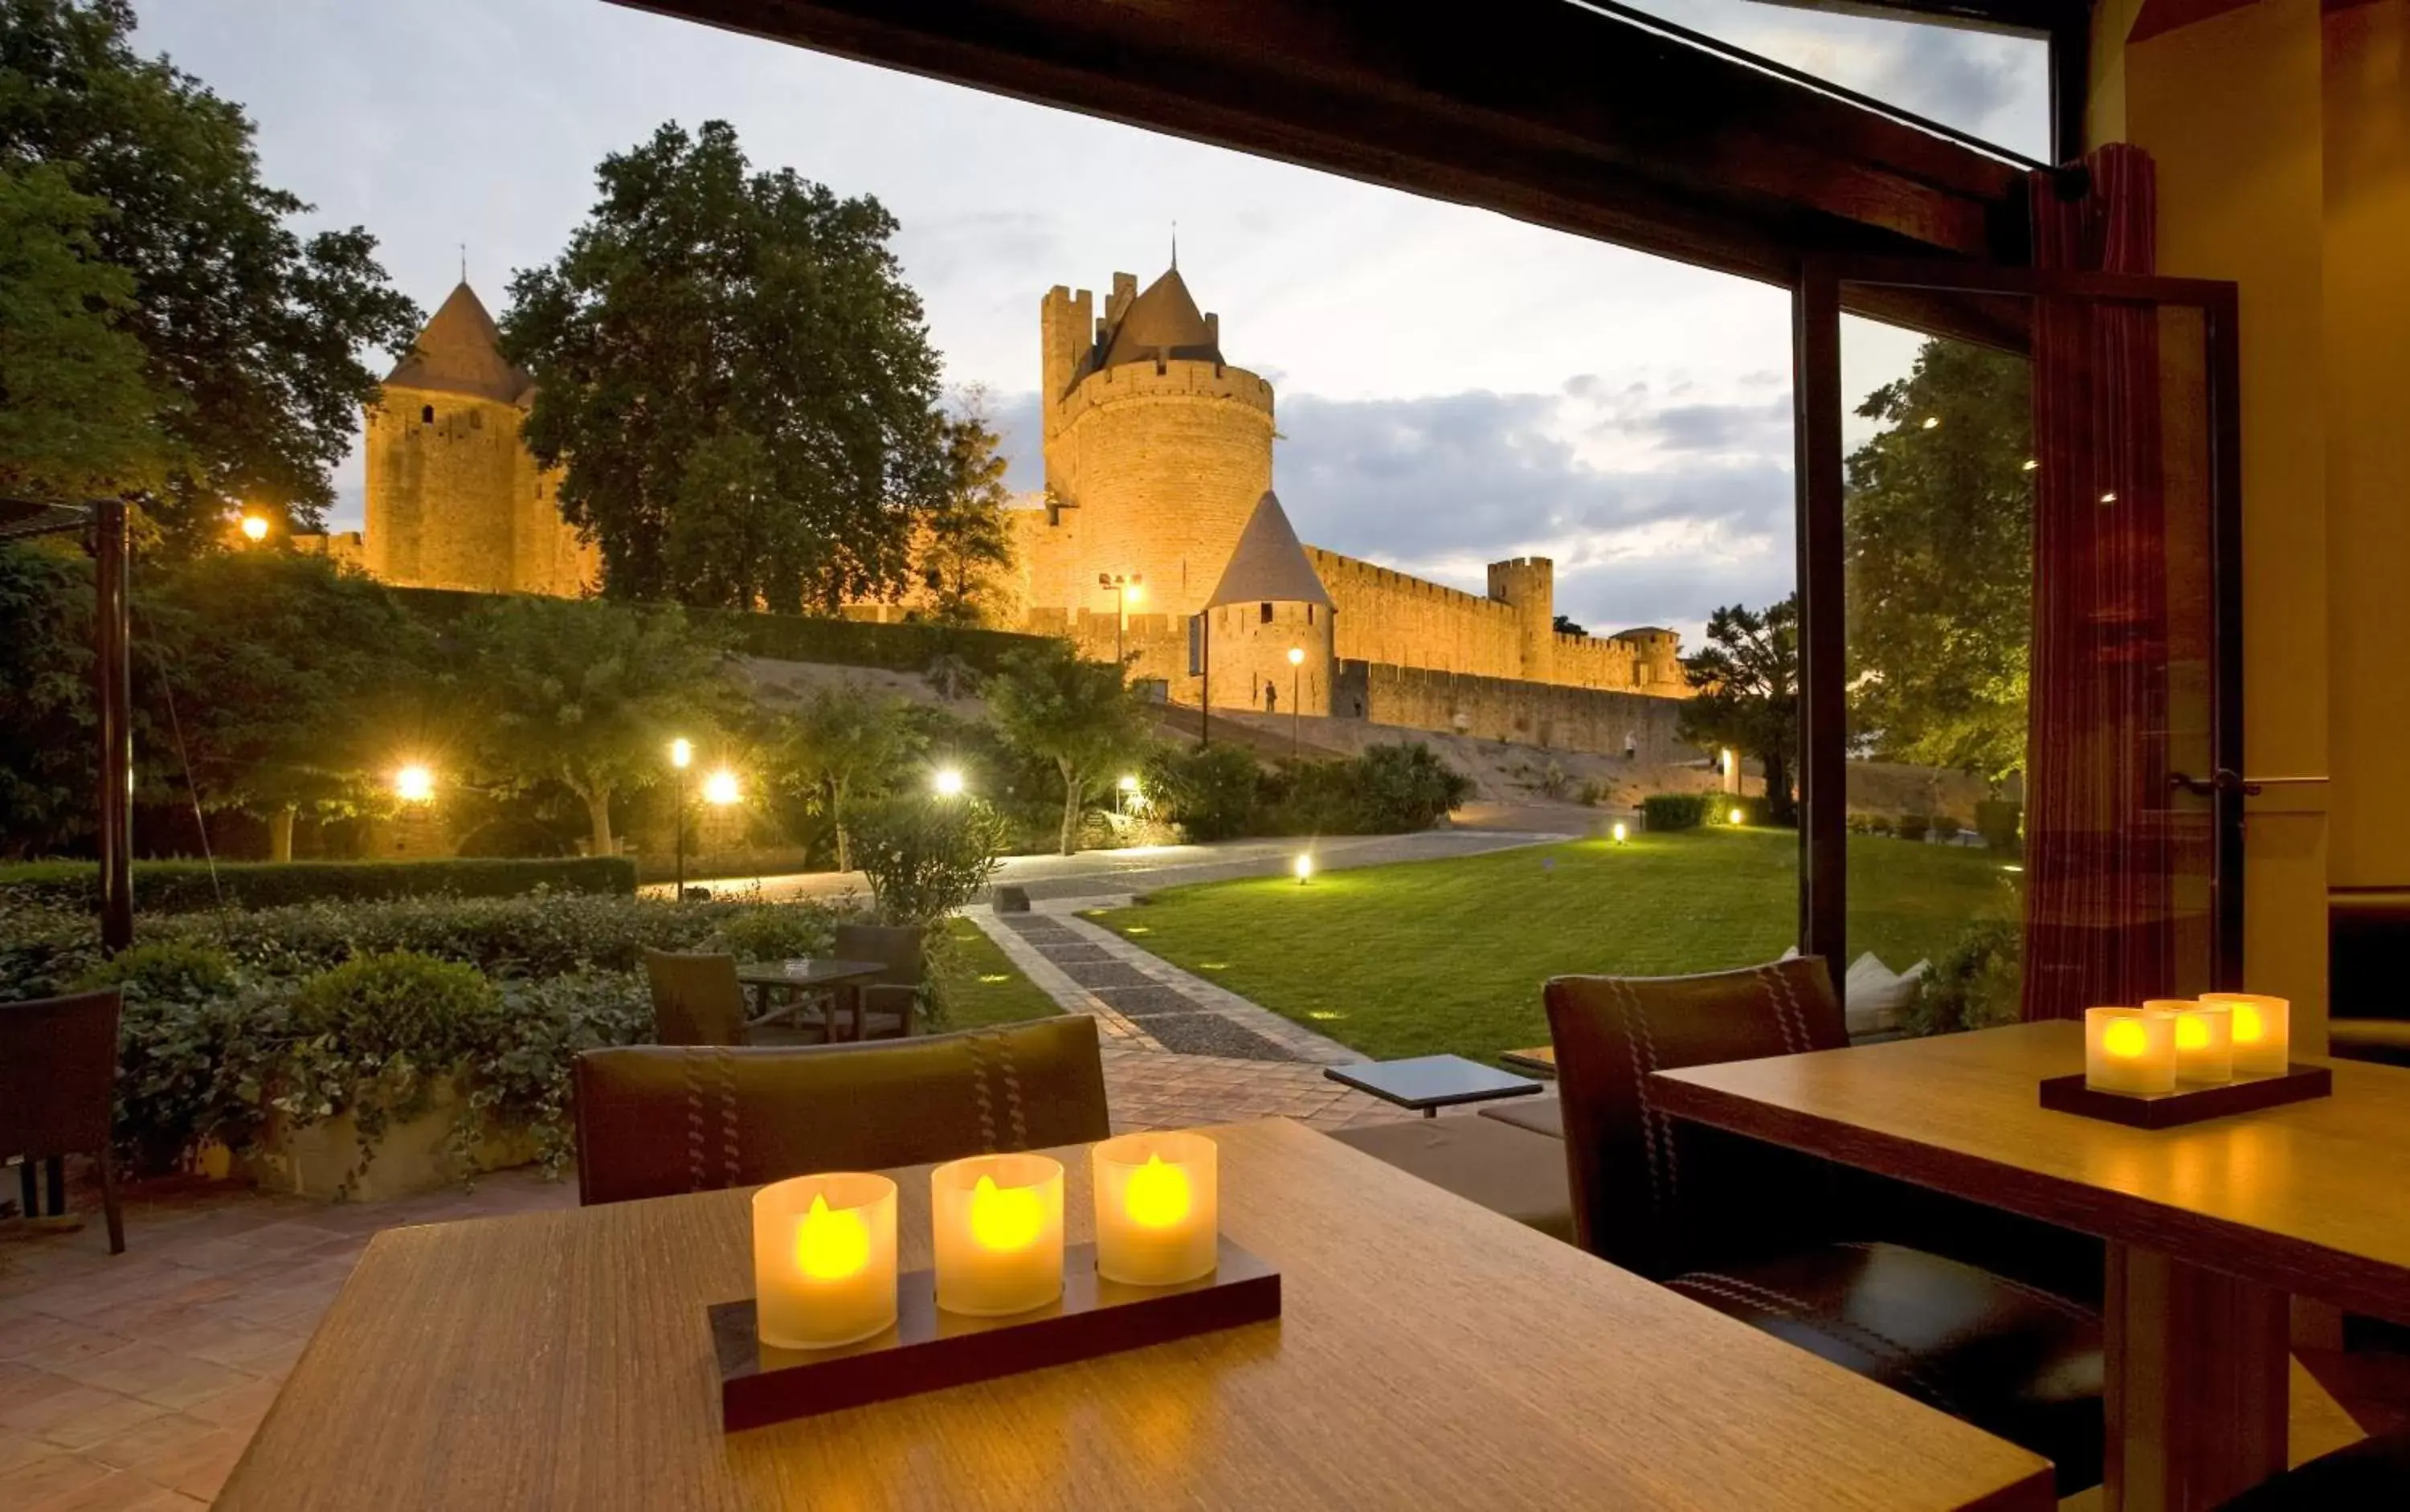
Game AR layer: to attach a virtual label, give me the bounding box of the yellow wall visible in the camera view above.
[2101,0,2410,1048]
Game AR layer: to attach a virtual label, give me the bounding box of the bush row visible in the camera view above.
[0,856,636,913]
[1144,742,1474,841]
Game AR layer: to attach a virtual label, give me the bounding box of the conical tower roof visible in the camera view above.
[1101,267,1223,369]
[1206,492,1330,608]
[383,283,530,404]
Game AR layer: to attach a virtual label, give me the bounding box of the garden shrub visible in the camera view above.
[707,905,838,964]
[0,855,636,913]
[1897,814,1933,843]
[849,796,1007,927]
[470,970,656,1176]
[1933,815,1964,842]
[1901,917,2024,1037]
[74,938,236,1000]
[1575,778,1607,808]
[1352,742,1475,832]
[1642,793,1709,832]
[1975,799,2024,853]
[1142,743,1261,842]
[0,893,109,1000]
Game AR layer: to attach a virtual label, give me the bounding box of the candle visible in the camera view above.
[1093,1131,1219,1287]
[932,1153,1064,1317]
[752,1172,897,1350]
[2200,993,2290,1077]
[2085,1005,2175,1095]
[2155,999,2233,1085]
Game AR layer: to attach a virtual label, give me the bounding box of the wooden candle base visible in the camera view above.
[712,1237,1280,1431]
[2038,1064,2331,1129]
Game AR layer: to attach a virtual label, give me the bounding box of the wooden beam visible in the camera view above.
[1738,0,2079,38]
[612,0,2032,287]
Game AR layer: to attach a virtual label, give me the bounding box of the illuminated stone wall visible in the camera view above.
[1338,660,1695,759]
[362,389,595,596]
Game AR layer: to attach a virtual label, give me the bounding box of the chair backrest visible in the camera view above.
[641,949,750,1047]
[833,923,925,990]
[1545,958,1846,1279]
[572,1013,1110,1205]
[0,988,122,1156]
[2330,888,2410,1024]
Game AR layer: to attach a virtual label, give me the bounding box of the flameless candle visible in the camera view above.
[752,1172,897,1350]
[932,1153,1064,1316]
[2085,1005,2176,1095]
[2154,999,2233,1085]
[1092,1131,1219,1287]
[2200,993,2291,1077]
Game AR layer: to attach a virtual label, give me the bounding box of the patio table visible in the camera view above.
[1322,1052,1544,1118]
[735,957,888,1040]
[1648,1020,2410,1512]
[219,1117,2054,1510]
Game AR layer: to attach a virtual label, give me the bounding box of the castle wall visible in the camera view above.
[1339,660,1697,761]
[365,387,592,595]
[1040,359,1275,623]
[1306,548,1529,678]
[1203,598,1334,717]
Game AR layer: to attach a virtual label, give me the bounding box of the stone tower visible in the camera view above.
[1486,557,1557,683]
[1203,492,1335,716]
[362,284,595,596]
[1037,265,1276,627]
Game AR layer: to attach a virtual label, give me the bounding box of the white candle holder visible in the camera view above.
[1093,1131,1220,1288]
[2200,993,2290,1077]
[932,1153,1065,1317]
[2085,1005,2176,1095]
[751,1172,897,1351]
[2155,999,2233,1085]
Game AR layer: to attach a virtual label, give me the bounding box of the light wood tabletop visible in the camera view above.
[1647,1021,2410,1512]
[219,1117,2053,1511]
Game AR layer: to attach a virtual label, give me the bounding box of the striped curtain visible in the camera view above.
[2019,145,2177,1021]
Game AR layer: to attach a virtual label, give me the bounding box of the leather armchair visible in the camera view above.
[2330,889,2410,1067]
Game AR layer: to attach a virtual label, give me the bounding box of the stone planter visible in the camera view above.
[248,1077,539,1203]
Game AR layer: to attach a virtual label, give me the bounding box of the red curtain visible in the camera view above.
[2020,145,2176,1021]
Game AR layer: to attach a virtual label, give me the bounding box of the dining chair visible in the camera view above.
[0,988,127,1254]
[2214,1429,2410,1508]
[831,923,925,1040]
[640,948,753,1047]
[1546,958,2106,1495]
[571,1014,1109,1205]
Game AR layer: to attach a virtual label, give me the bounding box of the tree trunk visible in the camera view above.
[831,778,852,873]
[268,807,296,863]
[1762,750,1799,826]
[1059,762,1082,856]
[584,787,615,856]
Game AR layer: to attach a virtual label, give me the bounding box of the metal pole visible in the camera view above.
[91,500,133,953]
[1292,664,1301,756]
[1199,611,1210,749]
[674,766,687,901]
[1115,584,1125,666]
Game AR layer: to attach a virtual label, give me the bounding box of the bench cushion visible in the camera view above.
[1325,1114,1573,1242]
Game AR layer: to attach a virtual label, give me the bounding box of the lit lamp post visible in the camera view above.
[1286,646,1305,756]
[1099,573,1143,665]
[670,738,692,901]
[239,513,269,543]
[933,766,966,799]
[393,765,435,803]
[1117,773,1139,816]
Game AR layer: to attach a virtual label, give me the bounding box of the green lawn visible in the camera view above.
[1086,828,2019,1065]
[931,916,1063,1031]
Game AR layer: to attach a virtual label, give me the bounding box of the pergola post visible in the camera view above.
[89,498,133,953]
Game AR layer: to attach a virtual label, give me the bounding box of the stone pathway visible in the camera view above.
[972,901,1360,1067]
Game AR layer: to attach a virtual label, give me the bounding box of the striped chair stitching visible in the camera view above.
[1666,1270,1960,1411]
[1761,963,1810,1054]
[963,1031,1000,1154]
[993,1031,1030,1150]
[1607,975,1676,1211]
[714,1046,740,1191]
[684,1048,707,1194]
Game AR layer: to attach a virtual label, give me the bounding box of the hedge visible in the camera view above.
[1641,793,1709,832]
[391,587,1054,676]
[0,856,637,913]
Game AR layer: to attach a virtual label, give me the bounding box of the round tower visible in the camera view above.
[1041,267,1276,627]
[1486,556,1557,683]
[1203,492,1336,717]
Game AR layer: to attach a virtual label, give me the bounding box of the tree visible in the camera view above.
[985,641,1152,856]
[1844,338,2032,785]
[460,596,740,855]
[1678,595,1799,826]
[767,682,923,873]
[0,0,422,542]
[0,160,174,502]
[918,388,1016,626]
[1551,613,1587,638]
[0,539,102,854]
[503,119,950,611]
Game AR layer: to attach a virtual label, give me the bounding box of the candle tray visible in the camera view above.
[709,1237,1279,1432]
[2038,1063,2332,1128]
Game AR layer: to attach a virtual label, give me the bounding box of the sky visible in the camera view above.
[133,0,2046,644]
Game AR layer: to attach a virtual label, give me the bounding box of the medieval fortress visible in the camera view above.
[311,267,1695,758]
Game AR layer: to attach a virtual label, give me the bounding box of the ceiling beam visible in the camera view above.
[612,0,2034,292]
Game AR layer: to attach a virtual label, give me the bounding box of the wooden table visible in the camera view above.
[735,957,887,1038]
[1322,1053,1544,1118]
[1648,1021,2410,1512]
[221,1118,2054,1510]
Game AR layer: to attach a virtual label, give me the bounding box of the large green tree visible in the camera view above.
[503,120,950,611]
[1844,338,2033,784]
[459,595,741,856]
[917,389,1016,627]
[0,0,421,541]
[985,640,1152,856]
[1677,595,1799,826]
[767,682,925,873]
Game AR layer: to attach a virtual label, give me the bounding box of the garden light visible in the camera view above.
[1287,646,1305,667]
[1728,806,1746,826]
[670,737,693,770]
[1125,582,1144,606]
[1118,774,1139,793]
[702,770,741,806]
[1921,415,1941,430]
[1294,853,1313,885]
[239,513,270,542]
[933,766,966,799]
[1611,822,1628,844]
[394,765,435,803]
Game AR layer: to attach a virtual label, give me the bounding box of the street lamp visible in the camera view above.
[393,764,435,803]
[239,513,270,543]
[933,766,966,799]
[1099,572,1143,665]
[669,738,693,900]
[1117,772,1139,815]
[703,770,741,807]
[1286,645,1305,755]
